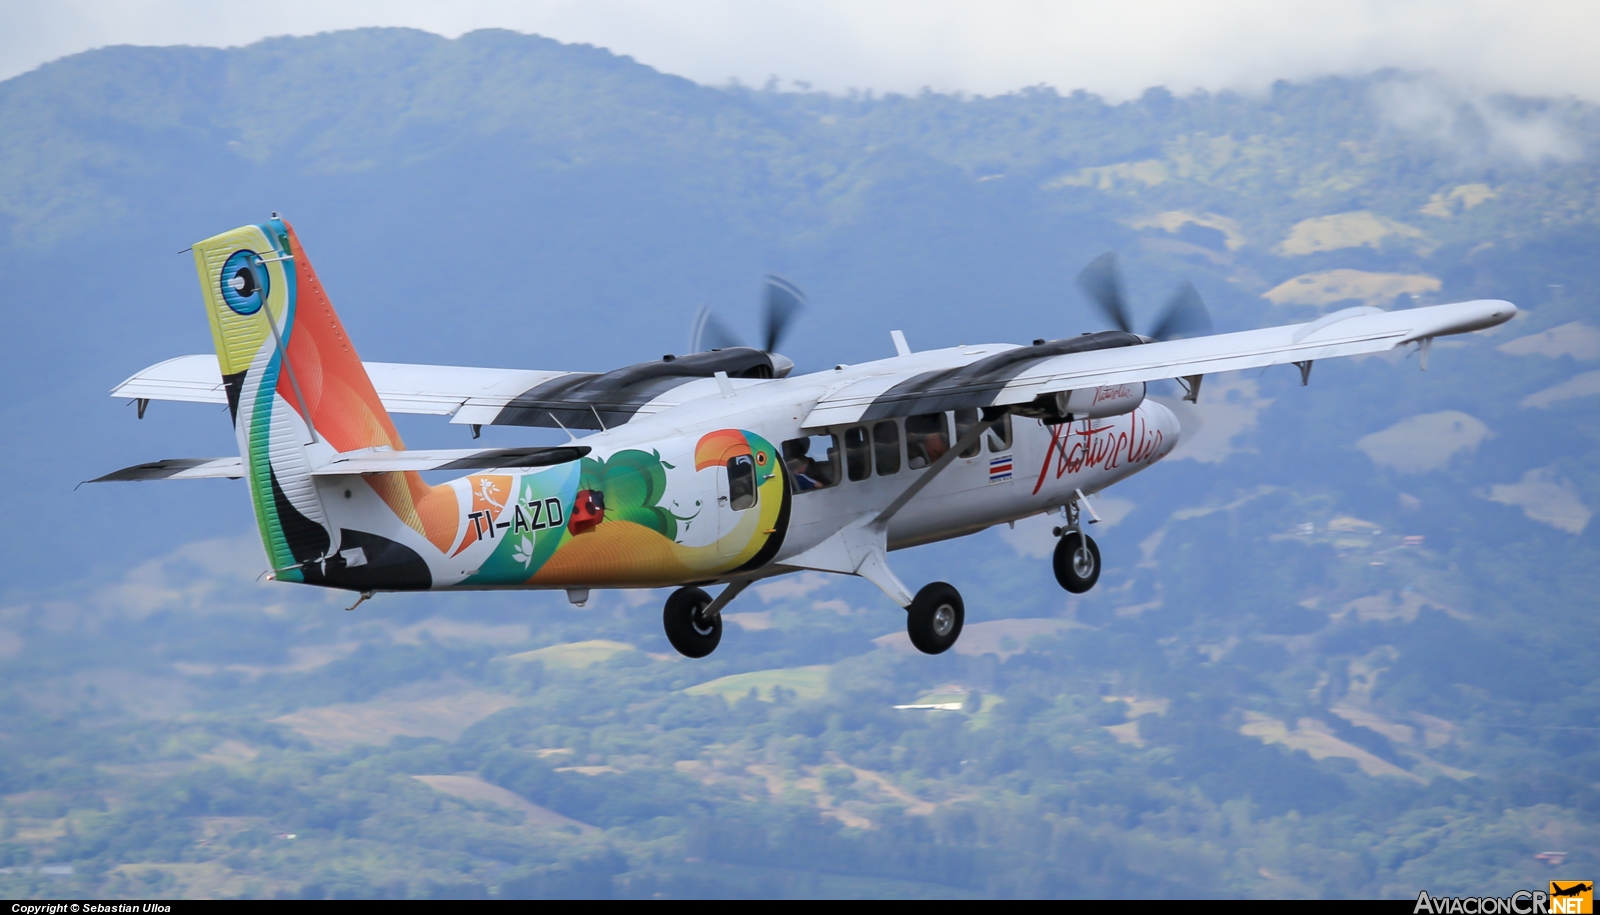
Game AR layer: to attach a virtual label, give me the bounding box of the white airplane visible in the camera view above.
[97,216,1516,658]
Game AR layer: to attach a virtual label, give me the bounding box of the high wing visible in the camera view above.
[114,347,779,431]
[803,300,1514,427]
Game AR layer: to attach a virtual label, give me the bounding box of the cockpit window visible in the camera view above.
[905,413,950,469]
[727,455,757,511]
[783,434,840,493]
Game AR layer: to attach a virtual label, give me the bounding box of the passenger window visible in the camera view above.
[954,409,982,458]
[782,434,840,493]
[727,455,757,511]
[843,426,871,482]
[905,412,950,469]
[872,421,900,476]
[987,413,1013,452]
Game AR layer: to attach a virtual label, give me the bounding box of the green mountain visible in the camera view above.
[1,28,1597,898]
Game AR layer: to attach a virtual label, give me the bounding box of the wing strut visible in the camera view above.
[877,412,997,525]
[781,412,1000,608]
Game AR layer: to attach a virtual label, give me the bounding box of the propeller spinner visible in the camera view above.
[1076,252,1212,342]
[689,275,806,377]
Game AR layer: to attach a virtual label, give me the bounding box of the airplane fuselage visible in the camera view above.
[305,345,1180,592]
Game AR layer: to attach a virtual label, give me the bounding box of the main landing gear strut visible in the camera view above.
[665,414,1002,659]
[664,578,967,658]
[663,498,1098,657]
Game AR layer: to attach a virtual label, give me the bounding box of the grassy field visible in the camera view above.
[503,640,639,669]
[684,665,831,703]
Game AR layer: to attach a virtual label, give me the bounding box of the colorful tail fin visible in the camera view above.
[192,216,456,586]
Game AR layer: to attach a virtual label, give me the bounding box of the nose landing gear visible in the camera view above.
[663,586,721,658]
[1053,531,1100,593]
[1052,499,1101,593]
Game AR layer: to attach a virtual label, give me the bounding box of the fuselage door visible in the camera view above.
[716,454,757,554]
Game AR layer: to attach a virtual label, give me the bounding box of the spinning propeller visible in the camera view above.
[689,275,806,359]
[1076,252,1213,342]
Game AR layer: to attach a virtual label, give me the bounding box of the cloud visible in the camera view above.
[2,1,1600,102]
[1373,77,1581,164]
[1520,370,1600,410]
[1356,411,1491,474]
[1486,468,1592,533]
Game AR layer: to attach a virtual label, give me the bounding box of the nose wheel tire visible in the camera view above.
[664,586,721,658]
[1053,531,1101,593]
[906,581,964,655]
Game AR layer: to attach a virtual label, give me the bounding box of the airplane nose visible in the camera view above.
[1143,398,1181,458]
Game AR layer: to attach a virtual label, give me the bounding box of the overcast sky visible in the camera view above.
[3,0,1597,101]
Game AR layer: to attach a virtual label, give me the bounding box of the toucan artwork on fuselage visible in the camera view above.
[97,217,1517,658]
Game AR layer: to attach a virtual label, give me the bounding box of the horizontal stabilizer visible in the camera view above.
[310,445,590,475]
[114,355,761,430]
[113,355,569,417]
[89,457,244,482]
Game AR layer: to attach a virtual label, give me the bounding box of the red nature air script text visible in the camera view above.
[1032,413,1166,495]
[1092,384,1138,406]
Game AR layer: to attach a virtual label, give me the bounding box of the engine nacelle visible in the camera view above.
[1015,382,1146,424]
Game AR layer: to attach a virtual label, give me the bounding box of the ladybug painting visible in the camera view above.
[568,489,606,536]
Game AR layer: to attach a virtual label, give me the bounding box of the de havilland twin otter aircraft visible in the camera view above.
[96,216,1516,658]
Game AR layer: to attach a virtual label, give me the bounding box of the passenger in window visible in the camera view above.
[726,455,757,510]
[784,439,822,491]
[905,413,950,469]
[782,436,840,492]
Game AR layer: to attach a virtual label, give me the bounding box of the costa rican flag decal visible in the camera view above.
[988,454,1013,484]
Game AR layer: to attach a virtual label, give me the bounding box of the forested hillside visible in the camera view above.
[1,28,1597,898]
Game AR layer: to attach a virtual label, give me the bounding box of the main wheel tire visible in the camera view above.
[907,581,964,655]
[1053,531,1101,594]
[663,586,721,658]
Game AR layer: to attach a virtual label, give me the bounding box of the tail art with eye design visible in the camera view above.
[190,217,792,593]
[192,217,459,588]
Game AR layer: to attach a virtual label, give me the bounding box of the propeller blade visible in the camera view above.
[1147,281,1213,341]
[689,305,745,353]
[1076,252,1133,334]
[762,275,805,353]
